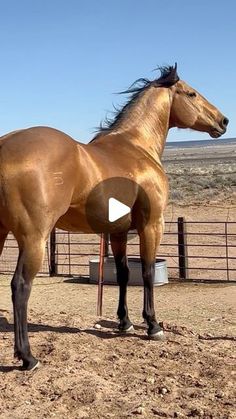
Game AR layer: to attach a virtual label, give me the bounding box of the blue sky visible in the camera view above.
[0,0,235,143]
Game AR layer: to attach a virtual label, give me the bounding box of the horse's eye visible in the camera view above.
[187,92,197,98]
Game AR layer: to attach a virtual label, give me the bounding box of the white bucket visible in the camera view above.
[89,256,168,286]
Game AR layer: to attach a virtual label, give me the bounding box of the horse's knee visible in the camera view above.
[11,272,23,293]
[11,271,32,306]
[14,237,46,280]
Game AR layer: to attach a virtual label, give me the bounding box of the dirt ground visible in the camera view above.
[0,278,235,419]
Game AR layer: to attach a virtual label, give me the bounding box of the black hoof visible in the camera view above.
[148,330,165,341]
[21,357,40,371]
[118,319,134,333]
[147,323,165,340]
[119,324,134,334]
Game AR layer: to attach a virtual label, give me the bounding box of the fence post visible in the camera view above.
[49,228,57,276]
[178,217,188,279]
[104,233,109,257]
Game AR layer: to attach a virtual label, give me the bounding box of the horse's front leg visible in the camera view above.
[139,220,165,340]
[110,232,134,333]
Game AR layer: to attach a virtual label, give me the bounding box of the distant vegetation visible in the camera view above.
[163,140,236,205]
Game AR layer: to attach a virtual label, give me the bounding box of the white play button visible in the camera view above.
[108,197,131,222]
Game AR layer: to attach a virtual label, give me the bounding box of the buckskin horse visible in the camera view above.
[0,64,228,370]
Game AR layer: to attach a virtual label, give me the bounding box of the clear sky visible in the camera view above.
[0,0,235,143]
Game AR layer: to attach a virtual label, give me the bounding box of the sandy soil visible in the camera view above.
[0,278,235,419]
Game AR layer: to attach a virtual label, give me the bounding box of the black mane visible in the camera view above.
[91,64,179,140]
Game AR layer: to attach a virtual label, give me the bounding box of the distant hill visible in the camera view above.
[166,137,236,149]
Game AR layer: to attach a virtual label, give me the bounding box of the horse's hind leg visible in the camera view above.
[110,232,134,333]
[11,235,46,370]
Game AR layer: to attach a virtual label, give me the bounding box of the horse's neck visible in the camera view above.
[108,87,171,159]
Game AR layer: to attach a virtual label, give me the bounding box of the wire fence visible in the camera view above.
[1,219,236,282]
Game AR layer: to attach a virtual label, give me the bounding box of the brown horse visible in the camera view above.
[0,65,228,370]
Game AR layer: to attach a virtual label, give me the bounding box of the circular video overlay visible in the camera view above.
[85,177,150,238]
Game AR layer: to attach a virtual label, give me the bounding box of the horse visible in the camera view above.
[0,64,228,370]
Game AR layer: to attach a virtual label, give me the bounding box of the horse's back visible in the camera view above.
[0,125,78,150]
[0,126,82,234]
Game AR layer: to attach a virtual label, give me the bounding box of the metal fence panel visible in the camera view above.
[0,220,235,282]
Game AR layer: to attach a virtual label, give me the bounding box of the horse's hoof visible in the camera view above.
[148,330,165,341]
[21,358,40,371]
[118,324,135,334]
[30,360,40,371]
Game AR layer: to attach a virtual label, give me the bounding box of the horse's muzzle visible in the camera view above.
[221,116,229,129]
[210,116,229,138]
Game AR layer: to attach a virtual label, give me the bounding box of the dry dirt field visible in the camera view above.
[0,279,236,419]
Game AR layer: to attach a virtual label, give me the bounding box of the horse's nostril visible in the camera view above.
[222,117,229,128]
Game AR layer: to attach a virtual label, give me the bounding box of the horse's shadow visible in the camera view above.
[0,314,160,373]
[0,315,81,334]
[0,366,21,372]
[0,316,149,373]
[0,315,147,341]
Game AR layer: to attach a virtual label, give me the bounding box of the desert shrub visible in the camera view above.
[193,178,211,188]
[201,189,218,199]
[186,183,200,192]
[169,190,183,201]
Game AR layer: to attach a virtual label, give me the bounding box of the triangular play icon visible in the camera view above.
[108,197,131,222]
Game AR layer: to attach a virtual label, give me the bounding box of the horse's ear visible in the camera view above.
[154,64,179,88]
[170,62,179,83]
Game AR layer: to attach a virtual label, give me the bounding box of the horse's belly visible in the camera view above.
[55,207,91,233]
[55,204,133,234]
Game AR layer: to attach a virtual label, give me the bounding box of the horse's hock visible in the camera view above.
[89,256,168,286]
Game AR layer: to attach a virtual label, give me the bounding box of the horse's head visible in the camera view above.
[169,67,228,138]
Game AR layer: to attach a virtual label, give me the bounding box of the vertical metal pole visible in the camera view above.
[104,233,109,257]
[68,232,71,276]
[49,228,57,276]
[225,222,229,281]
[178,217,188,280]
[97,234,105,316]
